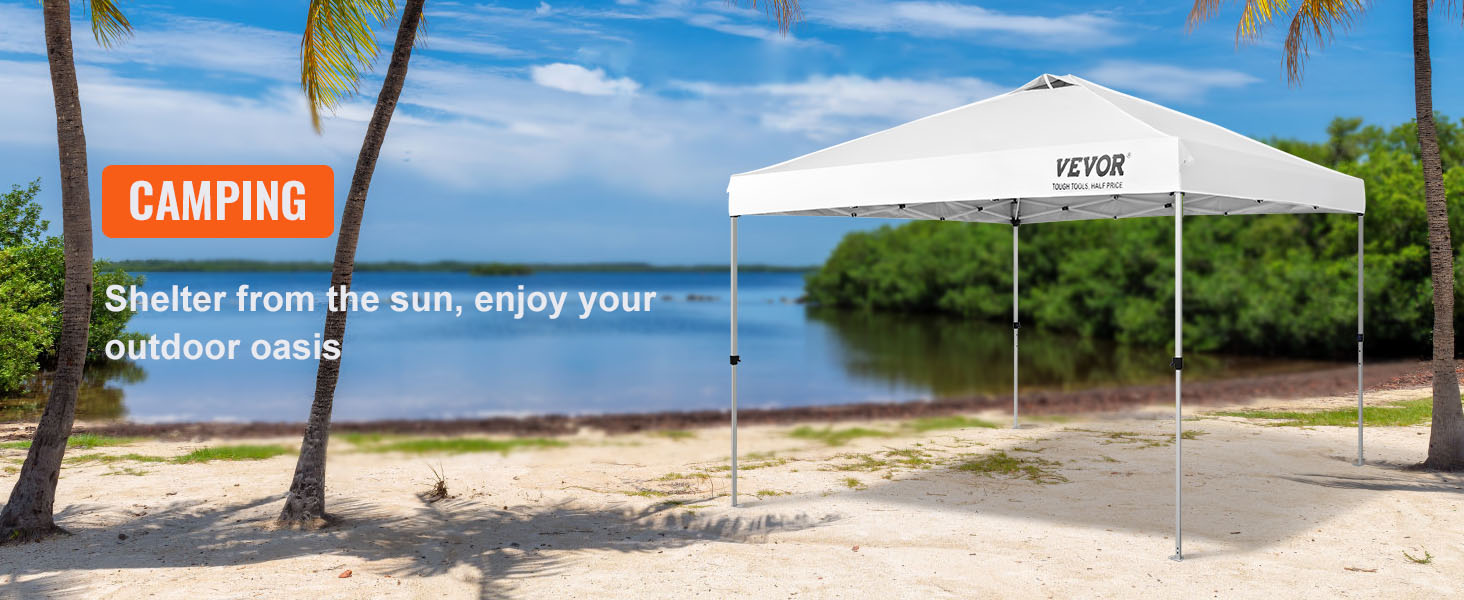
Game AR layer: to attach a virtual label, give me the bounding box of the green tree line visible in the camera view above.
[804,117,1464,360]
[0,181,142,394]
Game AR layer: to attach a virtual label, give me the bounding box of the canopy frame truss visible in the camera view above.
[769,195,1345,226]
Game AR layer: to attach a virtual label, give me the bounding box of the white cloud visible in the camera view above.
[0,3,299,81]
[1087,60,1260,101]
[680,74,1006,139]
[0,6,1008,209]
[0,59,355,161]
[424,35,522,58]
[803,0,1128,48]
[0,2,42,53]
[682,12,795,43]
[530,63,640,96]
[557,0,819,46]
[0,54,798,203]
[428,3,628,44]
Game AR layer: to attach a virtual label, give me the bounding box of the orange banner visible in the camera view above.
[102,165,335,238]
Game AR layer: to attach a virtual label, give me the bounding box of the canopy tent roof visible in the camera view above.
[721,73,1370,562]
[728,74,1365,224]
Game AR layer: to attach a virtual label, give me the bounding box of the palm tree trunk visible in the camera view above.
[1414,0,1464,471]
[0,0,95,543]
[278,0,427,525]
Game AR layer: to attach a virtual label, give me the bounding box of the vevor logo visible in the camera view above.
[1056,153,1128,178]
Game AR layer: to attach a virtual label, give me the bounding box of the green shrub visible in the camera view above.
[0,180,143,394]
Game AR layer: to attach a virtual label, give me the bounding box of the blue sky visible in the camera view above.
[0,0,1460,265]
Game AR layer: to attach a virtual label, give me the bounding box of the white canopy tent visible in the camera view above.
[725,74,1366,561]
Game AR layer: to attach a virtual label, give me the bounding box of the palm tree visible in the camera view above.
[278,0,806,525]
[1189,0,1464,470]
[0,0,132,543]
[277,0,429,526]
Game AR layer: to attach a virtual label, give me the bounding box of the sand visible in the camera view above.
[2,387,1461,599]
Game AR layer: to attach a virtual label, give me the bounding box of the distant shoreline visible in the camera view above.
[29,359,1431,441]
[106,259,815,274]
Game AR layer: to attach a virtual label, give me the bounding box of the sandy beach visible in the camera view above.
[3,386,1462,599]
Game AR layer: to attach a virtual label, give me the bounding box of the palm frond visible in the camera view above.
[1239,0,1290,40]
[1282,0,1364,84]
[300,0,399,133]
[1432,0,1461,23]
[1189,0,1365,84]
[1187,0,1234,30]
[1187,0,1292,40]
[86,0,132,48]
[731,0,802,34]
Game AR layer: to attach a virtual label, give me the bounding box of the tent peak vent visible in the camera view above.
[1021,74,1075,91]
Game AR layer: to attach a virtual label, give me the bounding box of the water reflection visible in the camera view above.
[806,308,1334,397]
[0,360,145,421]
[0,270,1345,423]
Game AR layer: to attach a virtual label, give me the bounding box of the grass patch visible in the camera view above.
[423,463,450,503]
[65,453,168,465]
[1403,549,1433,565]
[955,451,1067,484]
[69,445,290,465]
[1213,398,1437,427]
[338,432,394,447]
[904,415,998,432]
[173,444,291,464]
[829,453,891,472]
[356,436,568,455]
[0,433,135,450]
[828,448,936,472]
[658,471,711,481]
[654,430,696,441]
[754,489,790,498]
[624,489,670,498]
[101,467,150,477]
[1099,432,1170,448]
[883,448,935,468]
[708,457,792,472]
[789,426,889,446]
[840,477,866,490]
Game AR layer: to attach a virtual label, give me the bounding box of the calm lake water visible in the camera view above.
[7,271,1338,423]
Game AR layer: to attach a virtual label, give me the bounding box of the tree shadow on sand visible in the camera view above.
[2,493,834,598]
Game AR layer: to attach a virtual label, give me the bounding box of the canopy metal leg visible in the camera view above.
[1356,214,1365,466]
[1171,192,1184,562]
[730,216,740,506]
[1012,222,1020,429]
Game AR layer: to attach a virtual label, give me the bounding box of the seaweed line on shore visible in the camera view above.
[2,359,1443,441]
